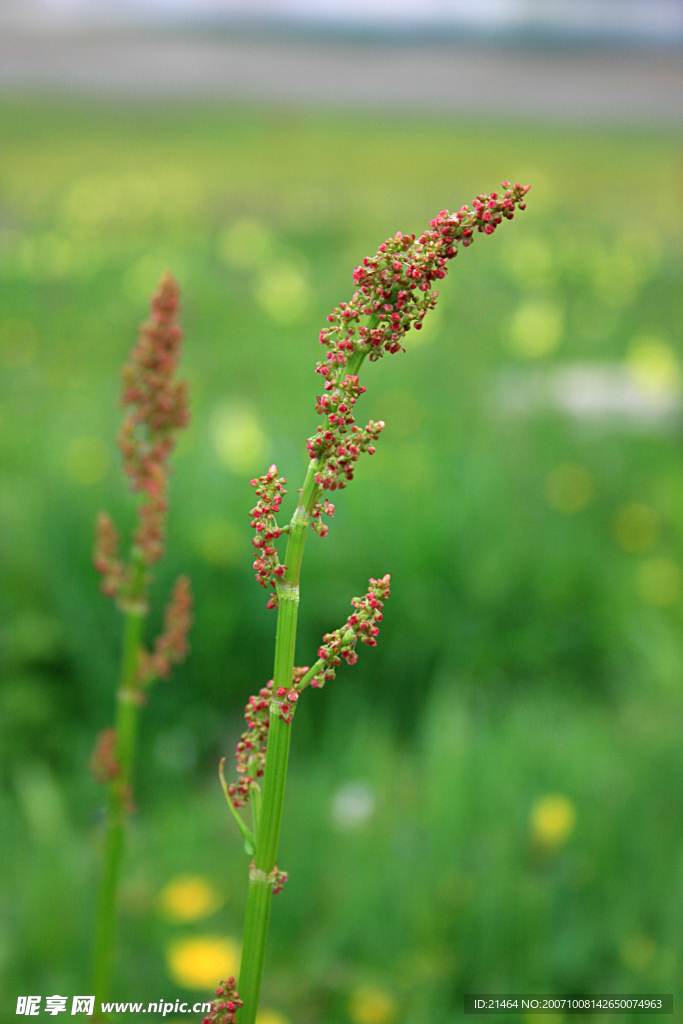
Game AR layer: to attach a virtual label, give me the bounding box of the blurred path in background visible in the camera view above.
[0,29,681,120]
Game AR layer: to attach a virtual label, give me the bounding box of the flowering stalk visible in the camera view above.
[215,184,529,1021]
[90,273,192,1014]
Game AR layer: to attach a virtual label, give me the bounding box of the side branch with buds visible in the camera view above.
[90,273,192,1016]
[211,184,529,1022]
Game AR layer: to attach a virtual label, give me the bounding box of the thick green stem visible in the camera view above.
[91,607,145,1015]
[237,328,377,1021]
[237,460,321,1022]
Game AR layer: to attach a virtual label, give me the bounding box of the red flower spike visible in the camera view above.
[309,185,529,491]
[138,575,193,685]
[94,272,190,604]
[202,978,243,1023]
[249,464,287,602]
[310,575,391,689]
[89,727,121,784]
[225,667,309,808]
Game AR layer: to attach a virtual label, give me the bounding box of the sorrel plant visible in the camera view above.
[203,184,530,1024]
[90,273,192,1014]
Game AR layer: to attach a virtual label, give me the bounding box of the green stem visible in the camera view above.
[237,460,321,1023]
[237,323,378,1021]
[91,607,145,1016]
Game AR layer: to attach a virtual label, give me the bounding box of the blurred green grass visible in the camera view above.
[0,97,681,1022]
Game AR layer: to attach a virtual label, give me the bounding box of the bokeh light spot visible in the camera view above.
[613,503,659,553]
[255,260,310,324]
[211,402,267,474]
[63,435,109,486]
[217,219,274,269]
[530,794,576,849]
[636,557,680,607]
[348,985,398,1024]
[166,935,239,990]
[158,876,223,924]
[626,336,680,398]
[331,780,376,832]
[508,299,563,359]
[544,463,593,514]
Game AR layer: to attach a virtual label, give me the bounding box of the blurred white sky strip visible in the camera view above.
[4,0,682,42]
[1,0,681,116]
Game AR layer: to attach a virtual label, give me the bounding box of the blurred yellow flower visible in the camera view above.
[613,503,659,553]
[166,936,239,990]
[348,985,398,1024]
[544,463,593,514]
[256,1012,291,1024]
[530,794,576,849]
[158,875,223,923]
[636,557,681,607]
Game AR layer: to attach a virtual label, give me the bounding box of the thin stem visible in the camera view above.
[220,758,256,855]
[91,607,144,1016]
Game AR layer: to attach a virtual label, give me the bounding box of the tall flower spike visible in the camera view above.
[118,271,190,569]
[94,272,190,602]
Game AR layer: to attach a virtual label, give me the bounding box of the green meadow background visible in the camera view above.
[1,97,681,1023]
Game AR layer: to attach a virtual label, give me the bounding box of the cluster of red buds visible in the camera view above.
[93,512,125,598]
[310,575,391,689]
[307,374,385,492]
[138,575,193,685]
[94,272,190,602]
[249,464,287,606]
[309,496,335,537]
[319,183,529,376]
[202,978,243,1024]
[227,667,309,807]
[89,727,120,784]
[250,861,289,895]
[270,864,289,895]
